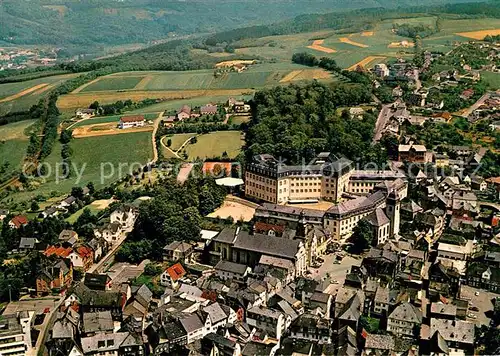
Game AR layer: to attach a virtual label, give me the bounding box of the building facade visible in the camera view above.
[245,153,353,204]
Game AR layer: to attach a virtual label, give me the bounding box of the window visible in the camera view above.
[98,341,105,348]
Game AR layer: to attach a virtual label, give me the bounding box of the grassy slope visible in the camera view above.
[184,131,244,159]
[7,132,153,202]
[0,120,35,174]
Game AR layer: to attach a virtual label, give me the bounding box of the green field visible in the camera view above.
[0,73,78,115]
[72,62,332,93]
[184,131,244,160]
[3,132,153,203]
[80,76,145,92]
[481,71,500,90]
[0,120,35,178]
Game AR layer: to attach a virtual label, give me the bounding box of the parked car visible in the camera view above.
[469,306,479,312]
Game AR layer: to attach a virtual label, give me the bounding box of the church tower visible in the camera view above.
[386,189,401,237]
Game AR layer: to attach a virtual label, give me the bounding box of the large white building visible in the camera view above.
[119,115,145,129]
[245,152,353,204]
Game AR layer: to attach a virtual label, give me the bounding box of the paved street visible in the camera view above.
[460,285,496,326]
[373,104,391,142]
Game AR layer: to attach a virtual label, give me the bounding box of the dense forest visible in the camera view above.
[245,82,387,167]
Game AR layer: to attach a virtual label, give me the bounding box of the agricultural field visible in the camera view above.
[128,94,253,114]
[79,76,145,92]
[0,73,78,115]
[0,120,35,178]
[3,132,153,203]
[183,131,244,160]
[58,88,254,110]
[229,17,500,70]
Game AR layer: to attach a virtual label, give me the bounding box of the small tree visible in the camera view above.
[347,219,373,254]
[167,139,172,147]
[30,201,39,212]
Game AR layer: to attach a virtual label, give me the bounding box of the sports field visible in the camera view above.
[0,73,78,115]
[66,198,116,223]
[184,131,244,160]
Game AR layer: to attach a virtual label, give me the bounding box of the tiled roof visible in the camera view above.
[44,245,72,258]
[365,334,395,350]
[166,263,186,281]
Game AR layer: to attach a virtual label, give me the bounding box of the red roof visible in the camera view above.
[254,221,285,234]
[44,245,72,258]
[120,115,145,123]
[76,246,93,259]
[10,215,28,228]
[166,263,186,281]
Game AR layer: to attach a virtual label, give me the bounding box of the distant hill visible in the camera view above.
[0,0,491,55]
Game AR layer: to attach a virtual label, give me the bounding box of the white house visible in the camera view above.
[75,108,96,119]
[94,222,122,244]
[119,115,145,129]
[110,205,138,230]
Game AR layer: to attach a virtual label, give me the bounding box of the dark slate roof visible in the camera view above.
[215,260,249,275]
[84,273,110,289]
[242,341,275,356]
[389,302,422,324]
[213,228,237,244]
[365,208,390,227]
[82,311,113,334]
[233,232,300,259]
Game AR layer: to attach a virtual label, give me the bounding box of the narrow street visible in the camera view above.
[373,104,392,142]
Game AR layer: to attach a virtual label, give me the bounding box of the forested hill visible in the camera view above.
[0,0,490,53]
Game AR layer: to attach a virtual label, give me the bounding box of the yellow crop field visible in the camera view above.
[347,56,386,71]
[361,31,374,36]
[339,37,369,48]
[215,60,257,68]
[307,39,336,53]
[280,69,331,82]
[388,41,415,48]
[456,29,500,40]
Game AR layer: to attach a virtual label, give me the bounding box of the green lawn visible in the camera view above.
[66,204,101,223]
[481,71,500,90]
[80,76,145,92]
[163,133,196,151]
[184,131,244,160]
